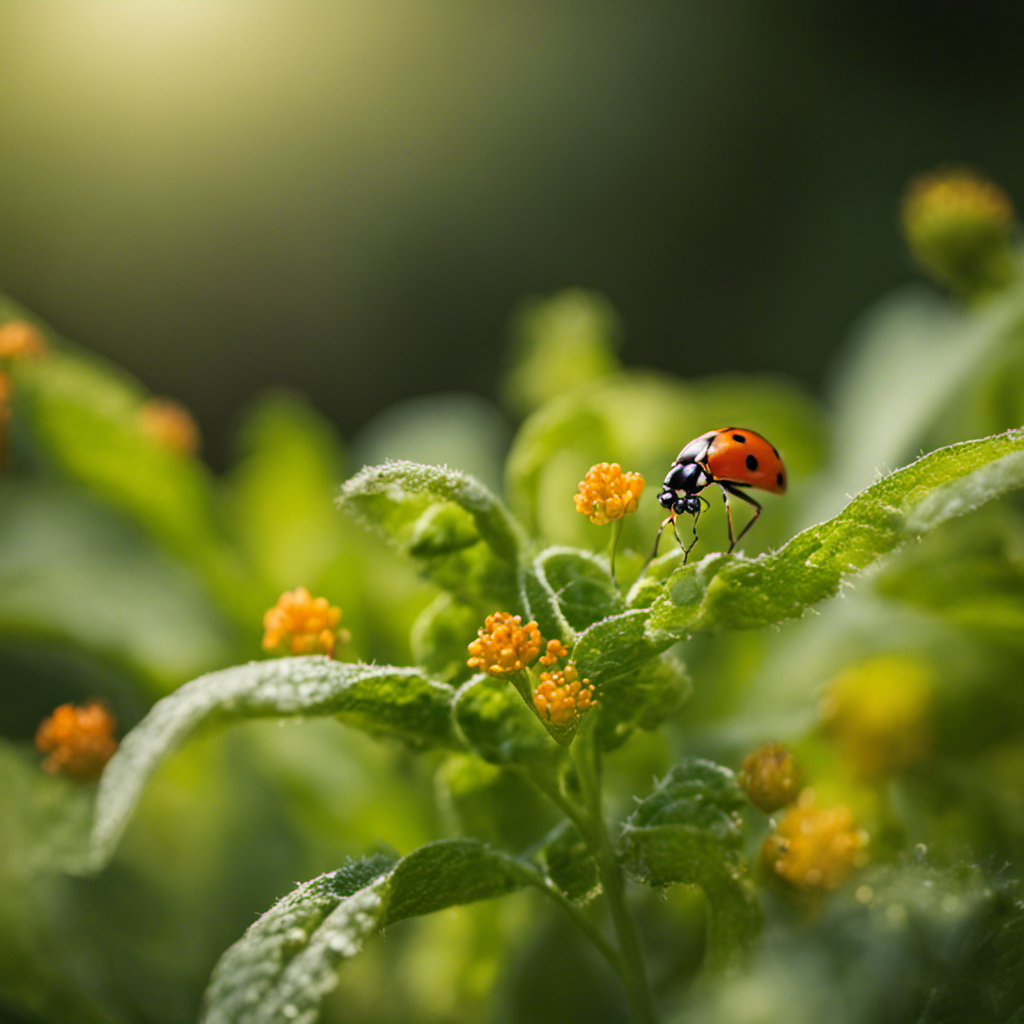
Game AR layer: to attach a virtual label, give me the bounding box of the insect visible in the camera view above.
[649,427,786,564]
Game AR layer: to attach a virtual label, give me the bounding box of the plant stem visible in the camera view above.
[608,518,624,584]
[525,766,658,1023]
[570,740,658,1024]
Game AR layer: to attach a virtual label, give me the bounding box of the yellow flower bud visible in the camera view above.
[262,587,349,657]
[466,612,543,676]
[738,742,803,814]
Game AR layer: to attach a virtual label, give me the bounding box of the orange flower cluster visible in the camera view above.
[0,320,47,360]
[139,398,201,456]
[762,789,868,891]
[539,639,568,666]
[262,587,349,656]
[35,701,118,780]
[737,742,803,814]
[467,612,542,676]
[574,462,645,526]
[533,663,595,727]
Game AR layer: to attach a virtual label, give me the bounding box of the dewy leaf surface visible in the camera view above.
[201,840,539,1024]
[618,760,762,969]
[647,428,1024,641]
[85,659,460,871]
[338,461,524,607]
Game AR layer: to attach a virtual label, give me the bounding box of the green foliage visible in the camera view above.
[619,761,762,969]
[84,659,460,872]
[202,841,539,1024]
[338,461,523,608]
[6,232,1024,1024]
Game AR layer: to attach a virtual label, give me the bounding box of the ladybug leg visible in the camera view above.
[680,508,701,564]
[644,512,675,569]
[719,483,762,553]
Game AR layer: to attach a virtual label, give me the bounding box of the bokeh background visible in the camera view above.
[3,1,1024,465]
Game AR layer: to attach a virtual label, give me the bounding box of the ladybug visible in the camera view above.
[650,427,786,564]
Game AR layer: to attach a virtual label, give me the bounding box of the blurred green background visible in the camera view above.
[3,1,1024,463]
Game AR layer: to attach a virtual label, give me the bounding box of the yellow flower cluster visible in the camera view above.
[533,663,595,727]
[574,462,645,526]
[763,789,868,891]
[0,320,47,360]
[902,168,1014,292]
[262,587,349,657]
[539,639,568,666]
[821,655,932,780]
[466,612,543,676]
[35,700,118,780]
[139,398,201,456]
[737,742,803,814]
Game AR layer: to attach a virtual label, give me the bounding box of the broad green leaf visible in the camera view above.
[647,428,1024,641]
[202,840,539,1024]
[536,821,601,904]
[338,461,524,607]
[10,348,254,623]
[530,546,621,634]
[435,755,557,851]
[573,609,672,686]
[618,760,762,969]
[572,607,691,749]
[83,659,460,871]
[452,675,559,767]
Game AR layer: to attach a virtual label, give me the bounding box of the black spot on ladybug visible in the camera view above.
[732,433,746,443]
[745,454,758,472]
[777,472,785,487]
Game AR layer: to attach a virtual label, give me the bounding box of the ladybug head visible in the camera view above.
[673,494,703,517]
[657,486,677,510]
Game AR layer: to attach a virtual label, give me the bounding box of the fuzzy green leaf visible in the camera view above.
[618,760,762,969]
[202,841,539,1024]
[338,461,524,607]
[537,821,601,904]
[647,428,1024,641]
[452,675,558,767]
[83,659,459,872]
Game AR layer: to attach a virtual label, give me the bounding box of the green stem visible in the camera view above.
[524,768,656,1022]
[570,741,658,1024]
[608,518,624,585]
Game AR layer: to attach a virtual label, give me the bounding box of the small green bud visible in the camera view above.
[737,742,803,814]
[902,167,1015,298]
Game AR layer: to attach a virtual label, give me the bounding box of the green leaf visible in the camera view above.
[436,755,558,850]
[536,821,601,904]
[618,760,762,969]
[82,659,460,872]
[10,348,253,623]
[573,609,671,685]
[647,428,1024,641]
[531,546,622,634]
[452,675,559,767]
[202,840,539,1024]
[338,461,524,607]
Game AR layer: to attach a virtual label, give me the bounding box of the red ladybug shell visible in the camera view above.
[677,427,787,495]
